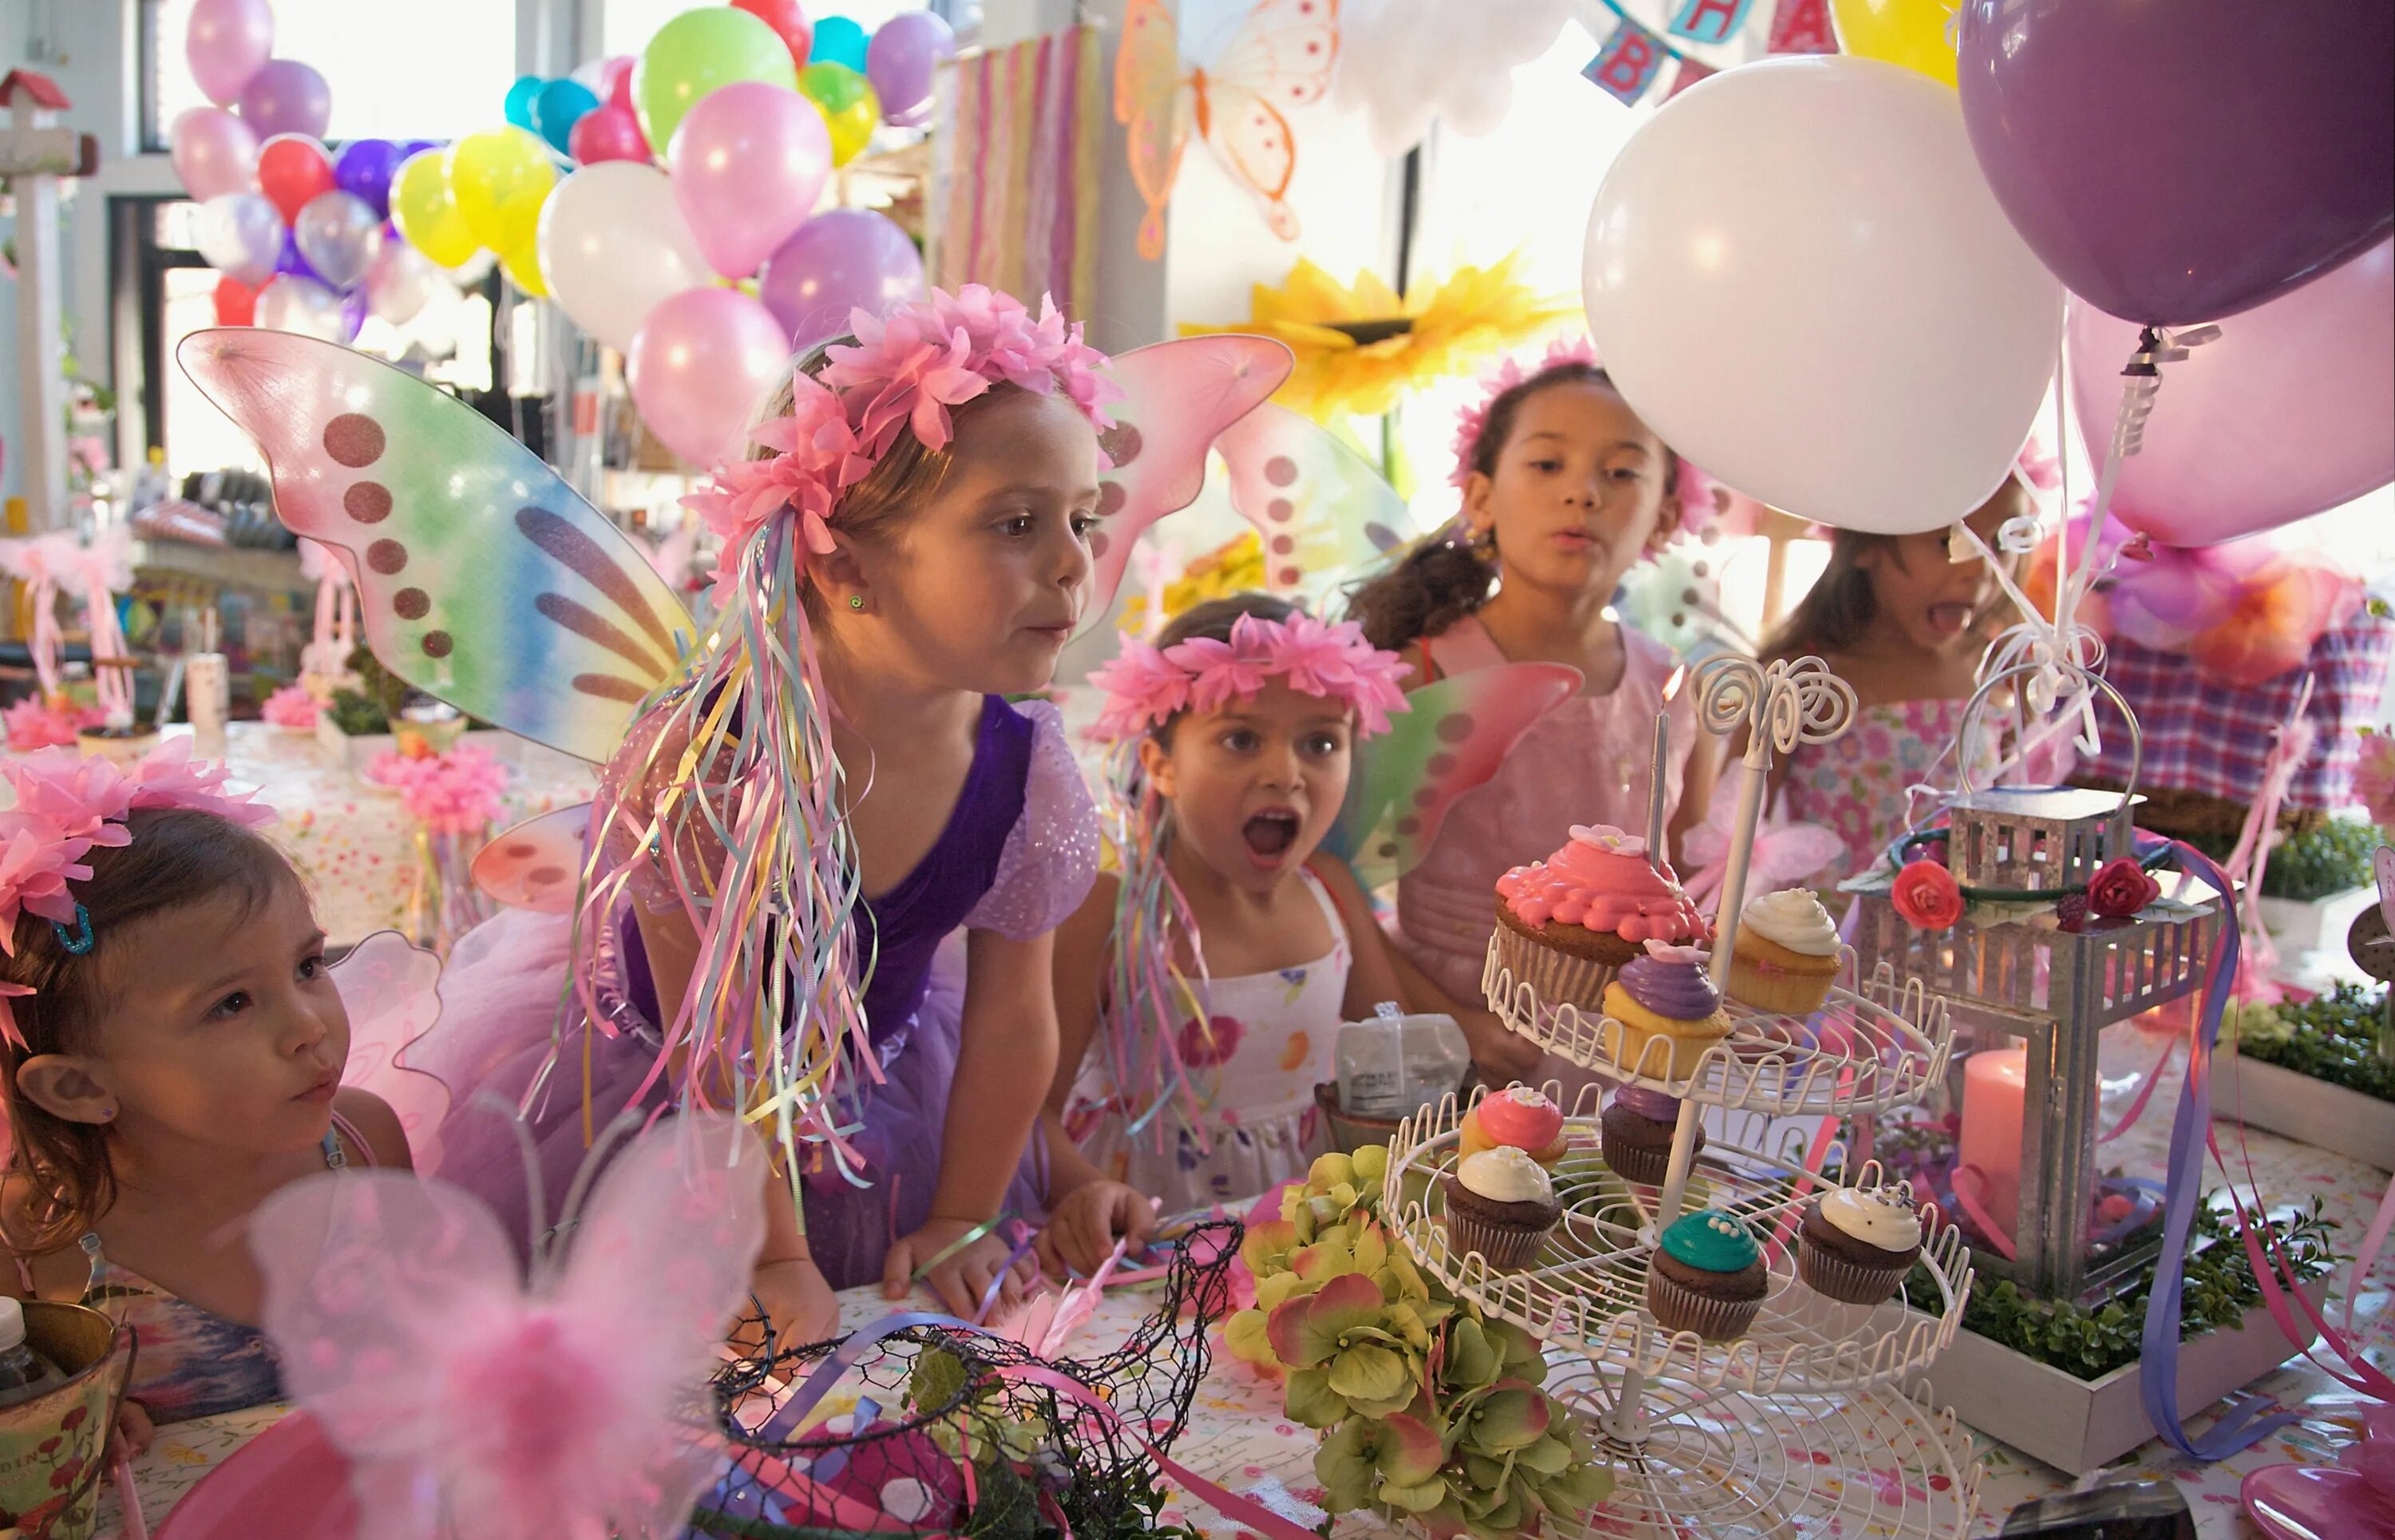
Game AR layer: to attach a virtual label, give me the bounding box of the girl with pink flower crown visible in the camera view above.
[1346,342,1719,1079]
[1034,595,1445,1274]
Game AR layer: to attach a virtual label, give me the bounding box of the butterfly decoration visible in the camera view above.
[1116,0,1341,260]
[1213,400,1428,608]
[991,1237,1130,1359]
[470,805,592,915]
[1679,795,1846,911]
[176,329,699,766]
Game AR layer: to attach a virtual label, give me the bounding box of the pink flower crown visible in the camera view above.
[681,285,1124,594]
[1447,336,1713,532]
[0,740,276,1042]
[1088,612,1413,741]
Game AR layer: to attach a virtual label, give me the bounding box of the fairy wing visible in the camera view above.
[1197,0,1339,241]
[472,804,592,914]
[330,932,452,1176]
[1084,335,1293,626]
[1214,401,1427,604]
[176,329,698,764]
[1115,0,1194,261]
[1325,663,1582,887]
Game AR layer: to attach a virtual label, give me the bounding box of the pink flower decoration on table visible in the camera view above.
[370,743,511,837]
[2357,730,2395,826]
[263,682,322,729]
[1,697,101,750]
[1890,859,1965,931]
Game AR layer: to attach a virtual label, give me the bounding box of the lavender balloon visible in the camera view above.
[238,57,333,141]
[186,0,274,108]
[195,192,284,287]
[1957,0,2394,326]
[334,139,404,222]
[170,107,259,200]
[295,190,386,289]
[866,12,955,129]
[757,208,924,351]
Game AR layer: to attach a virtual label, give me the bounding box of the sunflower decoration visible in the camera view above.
[1180,251,1577,423]
[1118,531,1267,635]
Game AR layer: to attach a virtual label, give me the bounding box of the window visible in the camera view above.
[602,0,939,54]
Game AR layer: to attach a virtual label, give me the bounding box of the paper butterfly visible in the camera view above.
[1116,0,1341,260]
[1680,794,1846,910]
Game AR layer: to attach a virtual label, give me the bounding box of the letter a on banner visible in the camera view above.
[1584,12,1669,105]
[1768,0,1836,53]
[1669,0,1754,46]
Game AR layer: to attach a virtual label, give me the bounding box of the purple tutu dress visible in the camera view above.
[414,696,1098,1289]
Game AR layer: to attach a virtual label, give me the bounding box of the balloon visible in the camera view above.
[499,232,548,297]
[670,82,832,280]
[732,0,814,71]
[236,58,331,140]
[1581,57,2060,535]
[255,133,335,224]
[294,190,385,288]
[212,275,257,327]
[390,148,479,267]
[255,274,346,341]
[810,16,869,73]
[195,192,284,287]
[362,240,442,327]
[275,230,319,281]
[445,127,556,251]
[504,74,544,131]
[185,0,273,109]
[604,55,638,115]
[633,7,800,157]
[334,139,403,221]
[757,208,924,350]
[1829,0,1955,88]
[2072,241,2395,548]
[1956,0,2395,327]
[538,161,714,352]
[866,12,955,129]
[797,62,878,168]
[169,107,259,200]
[568,105,649,165]
[626,287,794,466]
[532,77,600,155]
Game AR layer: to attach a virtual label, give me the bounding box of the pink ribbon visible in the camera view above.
[2223,675,2317,1000]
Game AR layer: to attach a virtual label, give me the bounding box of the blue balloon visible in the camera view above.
[530,77,600,153]
[503,74,544,131]
[810,16,870,72]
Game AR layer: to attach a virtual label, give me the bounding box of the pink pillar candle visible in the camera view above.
[1958,1047,2027,1240]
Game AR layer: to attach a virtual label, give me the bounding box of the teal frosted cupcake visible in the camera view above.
[1644,1209,1768,1340]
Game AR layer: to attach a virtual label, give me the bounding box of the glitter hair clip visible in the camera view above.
[1087,612,1413,742]
[679,285,1126,596]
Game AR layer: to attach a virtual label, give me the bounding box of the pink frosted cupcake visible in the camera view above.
[1492,825,1709,1011]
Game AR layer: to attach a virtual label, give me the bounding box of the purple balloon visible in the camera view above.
[334,139,404,222]
[275,230,320,282]
[1957,0,2394,327]
[339,287,369,343]
[186,0,274,108]
[757,209,925,352]
[237,57,333,141]
[866,12,955,129]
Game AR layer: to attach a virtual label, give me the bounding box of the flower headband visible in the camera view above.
[1447,336,1714,531]
[0,741,275,1043]
[1089,612,1412,741]
[682,285,1124,593]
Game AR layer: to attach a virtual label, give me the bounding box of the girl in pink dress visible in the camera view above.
[1347,342,1717,1080]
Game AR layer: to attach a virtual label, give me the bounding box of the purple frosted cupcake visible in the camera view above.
[1599,1084,1704,1186]
[1600,940,1732,1079]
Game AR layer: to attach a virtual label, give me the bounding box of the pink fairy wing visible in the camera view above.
[330,932,452,1176]
[1083,335,1293,625]
[1214,402,1426,600]
[472,804,592,915]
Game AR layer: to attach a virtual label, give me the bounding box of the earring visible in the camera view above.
[848,594,865,611]
[98,1107,114,1122]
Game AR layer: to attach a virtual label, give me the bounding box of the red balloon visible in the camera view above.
[731,0,814,67]
[255,133,335,224]
[212,274,257,326]
[568,104,650,165]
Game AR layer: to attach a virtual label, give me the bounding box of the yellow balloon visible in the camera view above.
[390,148,478,268]
[1830,0,1959,87]
[500,231,548,297]
[798,62,879,168]
[446,127,558,252]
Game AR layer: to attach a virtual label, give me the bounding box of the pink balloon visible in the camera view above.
[186,0,275,108]
[668,82,832,279]
[569,104,650,165]
[170,106,259,200]
[626,287,794,466]
[2073,240,2394,548]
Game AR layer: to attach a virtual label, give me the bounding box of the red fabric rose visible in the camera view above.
[2087,857,2162,919]
[1891,859,1965,930]
[2054,893,2090,933]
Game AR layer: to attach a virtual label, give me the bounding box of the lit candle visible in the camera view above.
[1645,709,1669,864]
[1958,1047,2027,1239]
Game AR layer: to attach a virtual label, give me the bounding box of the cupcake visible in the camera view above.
[1726,889,1843,1015]
[1459,1086,1569,1167]
[1601,940,1732,1080]
[1493,825,1709,1011]
[1439,1147,1562,1271]
[77,709,160,768]
[1645,1209,1768,1340]
[1598,1083,1703,1186]
[1796,1188,1924,1305]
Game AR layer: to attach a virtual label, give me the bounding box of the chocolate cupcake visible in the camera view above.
[1796,1188,1924,1305]
[1598,1084,1703,1186]
[1645,1209,1768,1340]
[1440,1147,1562,1271]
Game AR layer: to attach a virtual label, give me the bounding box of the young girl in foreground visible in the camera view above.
[1039,596,1431,1273]
[1348,342,1717,1075]
[0,746,411,1438]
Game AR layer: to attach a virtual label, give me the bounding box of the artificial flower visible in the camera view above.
[2053,892,2090,934]
[1118,532,1267,636]
[122,738,276,827]
[1890,858,1965,931]
[2356,729,2395,827]
[1087,635,1191,741]
[370,743,510,837]
[1,695,101,751]
[2087,857,2162,920]
[0,816,95,944]
[262,683,322,729]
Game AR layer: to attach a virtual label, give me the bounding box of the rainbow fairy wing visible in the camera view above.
[1326,663,1582,887]
[472,805,591,914]
[1085,334,1293,625]
[176,330,697,764]
[1214,400,1427,604]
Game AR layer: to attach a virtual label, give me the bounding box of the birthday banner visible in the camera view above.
[1577,0,1835,107]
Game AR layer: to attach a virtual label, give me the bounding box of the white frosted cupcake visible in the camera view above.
[1439,1147,1562,1271]
[1796,1187,1925,1305]
[1727,889,1841,1015]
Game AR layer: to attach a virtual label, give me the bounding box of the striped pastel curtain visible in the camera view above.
[930,26,1103,318]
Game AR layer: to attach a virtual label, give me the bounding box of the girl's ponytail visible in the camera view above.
[1345,536,1497,654]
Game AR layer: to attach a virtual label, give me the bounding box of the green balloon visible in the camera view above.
[798,61,873,117]
[633,7,800,153]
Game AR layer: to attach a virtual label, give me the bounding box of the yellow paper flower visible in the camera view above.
[1118,531,1267,635]
[1180,252,1577,422]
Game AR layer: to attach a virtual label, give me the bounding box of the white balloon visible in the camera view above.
[536,161,714,354]
[195,192,283,287]
[363,240,442,327]
[292,189,384,288]
[254,274,346,341]
[1582,57,2063,535]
